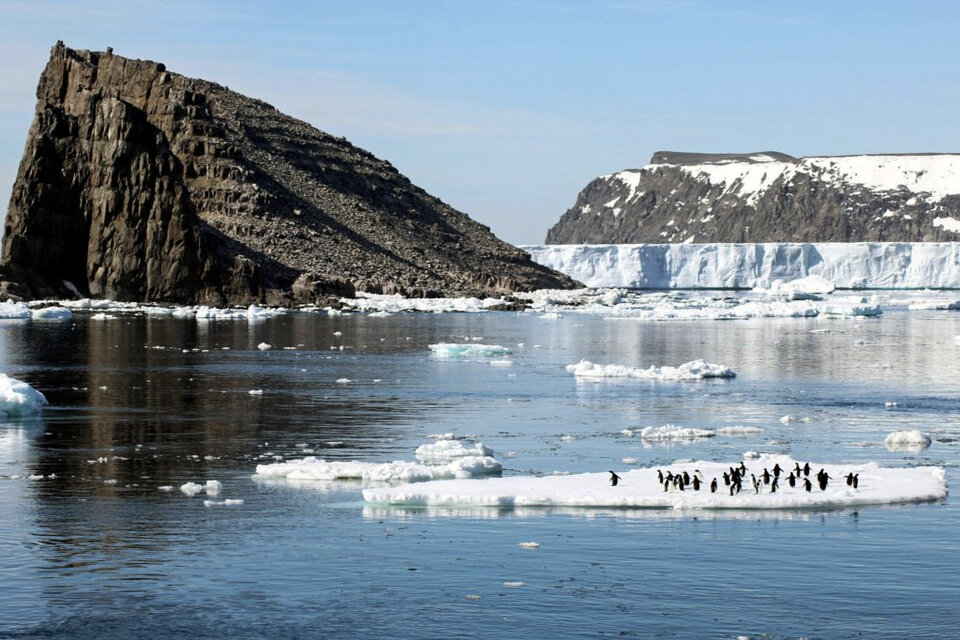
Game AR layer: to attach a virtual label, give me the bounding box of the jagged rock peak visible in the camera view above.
[1,43,579,304]
[546,150,960,244]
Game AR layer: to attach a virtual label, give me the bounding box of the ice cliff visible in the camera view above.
[522,242,960,289]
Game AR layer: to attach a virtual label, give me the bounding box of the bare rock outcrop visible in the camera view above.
[1,43,578,304]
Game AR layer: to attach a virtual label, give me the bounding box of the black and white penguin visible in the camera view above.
[729,483,736,496]
[722,472,731,486]
[751,474,760,494]
[739,461,747,476]
[692,476,701,491]
[710,478,718,493]
[657,470,664,484]
[682,471,691,485]
[845,472,855,486]
[787,473,796,488]
[609,471,622,486]
[663,479,670,492]
[793,462,802,477]
[694,469,704,482]
[803,477,812,492]
[770,477,779,493]
[818,473,831,491]
[762,469,771,485]
[772,463,782,477]
[852,473,859,489]
[803,462,811,477]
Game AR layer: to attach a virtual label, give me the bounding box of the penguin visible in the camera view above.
[729,483,736,496]
[710,478,718,493]
[762,469,771,485]
[751,474,760,494]
[657,470,664,484]
[677,477,685,491]
[682,471,691,485]
[770,477,779,493]
[845,472,855,486]
[692,476,701,491]
[694,469,704,482]
[609,471,622,486]
[663,479,670,492]
[739,461,747,476]
[852,473,859,489]
[803,477,812,492]
[722,472,731,486]
[803,462,811,477]
[772,463,782,477]
[818,473,831,491]
[787,473,796,488]
[793,462,802,477]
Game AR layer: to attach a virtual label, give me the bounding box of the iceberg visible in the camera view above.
[522,242,960,290]
[567,359,735,381]
[363,455,947,510]
[414,440,494,462]
[884,430,932,452]
[30,306,73,321]
[0,374,48,415]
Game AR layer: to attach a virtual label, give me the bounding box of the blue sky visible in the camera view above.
[1,1,958,244]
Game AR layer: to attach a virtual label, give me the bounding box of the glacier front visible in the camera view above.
[522,242,960,289]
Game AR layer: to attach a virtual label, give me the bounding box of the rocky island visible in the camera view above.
[547,151,960,244]
[0,43,578,305]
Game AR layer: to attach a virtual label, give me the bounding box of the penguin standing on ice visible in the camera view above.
[803,477,812,492]
[609,471,622,486]
[817,470,831,491]
[739,461,747,476]
[722,472,731,486]
[761,468,771,485]
[852,473,859,489]
[710,478,718,493]
[751,474,760,494]
[793,462,802,477]
[657,470,664,484]
[682,471,691,485]
[772,463,783,477]
[770,477,779,493]
[803,462,811,477]
[692,476,702,491]
[787,473,796,488]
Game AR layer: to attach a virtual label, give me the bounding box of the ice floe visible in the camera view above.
[30,306,73,321]
[254,455,502,484]
[567,359,735,381]
[429,343,513,358]
[414,440,494,462]
[179,480,222,497]
[640,425,715,441]
[349,292,508,313]
[0,374,48,415]
[884,430,932,452]
[363,455,947,511]
[0,301,32,319]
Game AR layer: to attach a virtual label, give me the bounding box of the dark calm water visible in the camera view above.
[1,309,958,639]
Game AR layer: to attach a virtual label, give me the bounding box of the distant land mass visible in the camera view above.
[546,151,960,244]
[0,43,578,305]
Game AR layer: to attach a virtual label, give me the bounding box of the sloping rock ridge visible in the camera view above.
[1,43,578,305]
[546,151,960,244]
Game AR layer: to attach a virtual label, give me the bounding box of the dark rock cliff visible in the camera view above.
[546,151,960,244]
[1,43,578,304]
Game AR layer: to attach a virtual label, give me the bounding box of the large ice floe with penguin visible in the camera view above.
[362,454,947,511]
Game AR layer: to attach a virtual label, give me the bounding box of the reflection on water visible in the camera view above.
[0,309,958,638]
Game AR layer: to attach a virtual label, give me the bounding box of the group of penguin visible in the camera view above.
[608,462,861,495]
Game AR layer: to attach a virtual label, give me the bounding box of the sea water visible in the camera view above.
[1,304,958,639]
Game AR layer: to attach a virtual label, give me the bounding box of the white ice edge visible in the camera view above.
[522,242,960,290]
[362,455,947,510]
[254,455,503,484]
[567,359,735,381]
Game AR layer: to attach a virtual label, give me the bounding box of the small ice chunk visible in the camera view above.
[205,480,222,497]
[884,401,898,408]
[517,542,540,549]
[335,378,352,384]
[716,426,763,436]
[31,306,73,321]
[257,342,272,351]
[158,486,174,491]
[640,425,715,441]
[560,435,575,442]
[248,389,264,395]
[743,451,760,459]
[884,430,932,451]
[622,457,639,465]
[414,440,494,462]
[428,343,512,358]
[502,581,525,588]
[180,482,204,497]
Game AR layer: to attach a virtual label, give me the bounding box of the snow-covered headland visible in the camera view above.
[523,242,960,290]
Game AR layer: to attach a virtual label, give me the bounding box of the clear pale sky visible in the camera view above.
[1,1,958,244]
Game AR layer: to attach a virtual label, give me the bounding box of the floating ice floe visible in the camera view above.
[884,430,932,452]
[254,455,502,484]
[180,480,222,497]
[640,425,715,441]
[0,300,32,319]
[429,343,512,358]
[567,359,735,381]
[30,306,73,321]
[414,440,494,462]
[349,292,508,314]
[716,426,764,436]
[0,374,48,415]
[363,455,947,511]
